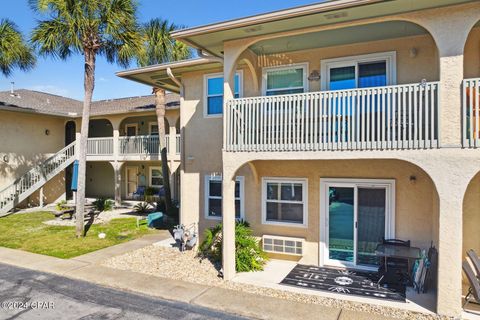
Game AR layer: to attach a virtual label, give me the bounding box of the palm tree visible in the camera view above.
[30,0,142,237]
[0,19,35,77]
[137,18,191,218]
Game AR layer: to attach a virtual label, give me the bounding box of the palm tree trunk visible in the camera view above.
[75,49,95,237]
[154,88,173,216]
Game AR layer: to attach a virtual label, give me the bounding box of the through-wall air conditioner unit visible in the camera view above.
[262,235,304,256]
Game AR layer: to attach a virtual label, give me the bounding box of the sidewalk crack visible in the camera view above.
[188,287,212,304]
[337,309,343,320]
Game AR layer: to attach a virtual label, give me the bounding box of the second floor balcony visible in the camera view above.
[224,82,440,153]
[86,134,181,161]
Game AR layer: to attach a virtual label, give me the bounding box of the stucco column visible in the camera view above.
[110,161,124,207]
[422,155,478,317]
[221,42,244,280]
[112,121,121,160]
[405,5,480,147]
[169,125,176,157]
[222,168,236,280]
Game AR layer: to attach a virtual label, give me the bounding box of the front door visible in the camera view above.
[321,179,394,269]
[126,167,138,197]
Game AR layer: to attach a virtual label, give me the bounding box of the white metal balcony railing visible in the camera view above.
[463,78,480,148]
[225,82,440,152]
[119,135,160,155]
[87,137,114,155]
[86,135,180,156]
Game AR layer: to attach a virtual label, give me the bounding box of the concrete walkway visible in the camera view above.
[0,234,395,320]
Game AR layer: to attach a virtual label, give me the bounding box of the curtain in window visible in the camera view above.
[329,66,356,90]
[267,68,303,91]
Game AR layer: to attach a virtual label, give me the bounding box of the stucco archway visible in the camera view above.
[462,171,480,296]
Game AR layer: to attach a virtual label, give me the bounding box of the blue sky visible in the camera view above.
[0,0,320,101]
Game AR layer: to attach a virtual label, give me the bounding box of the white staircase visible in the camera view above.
[0,141,76,216]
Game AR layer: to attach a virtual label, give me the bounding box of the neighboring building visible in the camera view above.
[117,0,480,317]
[0,89,181,210]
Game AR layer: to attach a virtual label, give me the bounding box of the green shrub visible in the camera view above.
[55,200,68,211]
[134,202,152,214]
[199,220,268,272]
[93,198,114,212]
[144,187,157,202]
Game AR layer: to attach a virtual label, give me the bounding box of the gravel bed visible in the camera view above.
[102,245,448,320]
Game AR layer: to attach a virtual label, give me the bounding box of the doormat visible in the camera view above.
[280,264,406,302]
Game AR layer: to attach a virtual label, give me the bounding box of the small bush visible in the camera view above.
[93,198,114,212]
[199,220,268,272]
[134,202,152,214]
[55,200,68,211]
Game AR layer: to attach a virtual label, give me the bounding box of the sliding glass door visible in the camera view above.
[322,179,394,269]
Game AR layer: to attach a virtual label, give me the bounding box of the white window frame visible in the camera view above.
[319,178,396,270]
[262,62,309,96]
[261,177,308,228]
[149,166,163,188]
[204,175,244,220]
[320,51,397,90]
[148,122,159,135]
[125,123,138,136]
[203,70,243,118]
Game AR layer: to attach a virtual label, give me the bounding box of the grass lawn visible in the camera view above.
[0,211,157,259]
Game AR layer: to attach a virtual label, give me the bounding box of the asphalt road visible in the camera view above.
[0,263,248,320]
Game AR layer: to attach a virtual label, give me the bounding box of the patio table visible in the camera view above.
[375,244,421,285]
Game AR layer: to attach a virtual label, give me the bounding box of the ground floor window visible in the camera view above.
[262,178,308,227]
[149,167,163,187]
[204,175,244,220]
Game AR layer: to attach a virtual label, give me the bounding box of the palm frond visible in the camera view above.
[0,19,36,77]
[137,18,192,67]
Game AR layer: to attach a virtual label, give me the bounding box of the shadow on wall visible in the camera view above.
[0,152,66,208]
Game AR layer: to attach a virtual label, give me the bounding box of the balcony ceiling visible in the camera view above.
[173,0,477,57]
[250,21,427,55]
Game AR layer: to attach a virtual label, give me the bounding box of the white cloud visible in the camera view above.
[98,77,108,82]
[28,85,70,97]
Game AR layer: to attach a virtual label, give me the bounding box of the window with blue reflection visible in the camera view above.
[206,74,240,115]
[329,66,356,90]
[358,62,387,88]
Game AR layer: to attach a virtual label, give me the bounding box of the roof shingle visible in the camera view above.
[0,89,179,117]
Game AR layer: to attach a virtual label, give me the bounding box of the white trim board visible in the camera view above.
[319,178,396,269]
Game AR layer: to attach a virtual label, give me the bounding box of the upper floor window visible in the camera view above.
[263,63,308,96]
[204,72,242,117]
[149,122,159,136]
[321,51,396,91]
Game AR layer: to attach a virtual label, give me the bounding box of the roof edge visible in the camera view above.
[171,0,381,39]
[116,57,221,78]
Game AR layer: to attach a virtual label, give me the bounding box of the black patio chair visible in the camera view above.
[462,260,480,308]
[467,249,480,279]
[378,238,411,286]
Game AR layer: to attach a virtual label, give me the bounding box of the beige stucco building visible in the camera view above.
[0,0,478,317]
[0,90,182,210]
[115,0,480,317]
